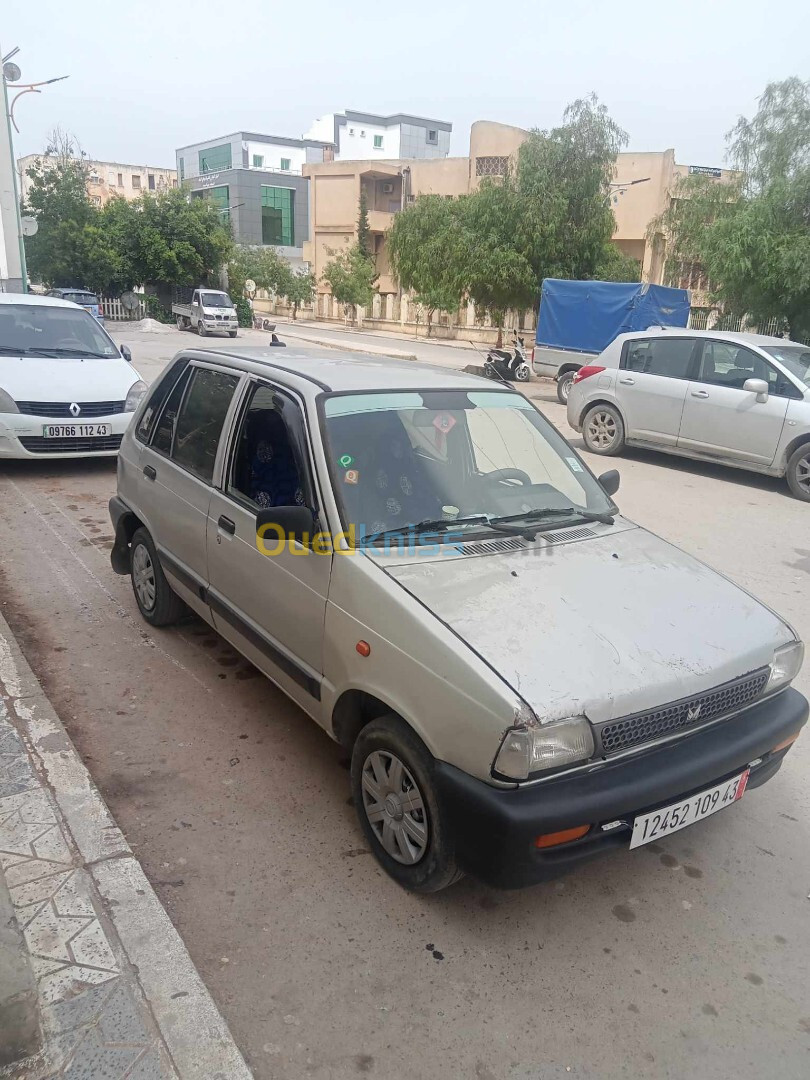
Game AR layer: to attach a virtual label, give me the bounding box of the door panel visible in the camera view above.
[677,342,789,464]
[617,337,697,445]
[206,381,331,712]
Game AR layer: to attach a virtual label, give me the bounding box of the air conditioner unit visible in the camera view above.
[382,182,394,194]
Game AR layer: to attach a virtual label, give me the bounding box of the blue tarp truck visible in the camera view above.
[532,279,691,403]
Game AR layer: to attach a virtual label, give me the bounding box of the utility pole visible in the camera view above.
[0,42,24,292]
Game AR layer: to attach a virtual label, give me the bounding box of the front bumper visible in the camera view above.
[436,687,807,889]
[0,410,133,459]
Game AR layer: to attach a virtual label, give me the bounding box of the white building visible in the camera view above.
[304,110,451,160]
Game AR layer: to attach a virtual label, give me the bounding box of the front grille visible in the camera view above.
[19,435,123,454]
[16,401,126,417]
[596,668,770,755]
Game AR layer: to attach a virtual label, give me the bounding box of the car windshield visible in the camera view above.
[322,389,614,545]
[0,304,119,359]
[61,292,100,306]
[762,345,810,387]
[201,292,232,308]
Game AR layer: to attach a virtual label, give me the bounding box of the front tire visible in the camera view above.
[130,528,185,627]
[786,443,810,501]
[515,363,531,382]
[557,370,576,404]
[229,330,238,339]
[351,715,462,893]
[197,321,207,337]
[582,403,625,456]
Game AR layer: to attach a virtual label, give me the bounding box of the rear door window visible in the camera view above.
[622,338,696,379]
[137,358,190,443]
[171,368,240,483]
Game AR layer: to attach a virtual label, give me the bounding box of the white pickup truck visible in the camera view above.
[172,289,238,338]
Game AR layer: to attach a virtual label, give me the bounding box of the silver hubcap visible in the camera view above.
[132,544,156,611]
[586,410,618,449]
[796,452,810,494]
[361,750,428,865]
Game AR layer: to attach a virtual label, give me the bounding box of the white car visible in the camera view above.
[0,293,147,460]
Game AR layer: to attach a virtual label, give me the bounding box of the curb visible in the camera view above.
[0,612,253,1079]
[273,326,418,361]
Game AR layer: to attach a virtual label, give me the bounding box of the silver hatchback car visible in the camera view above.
[110,347,807,891]
[567,329,810,500]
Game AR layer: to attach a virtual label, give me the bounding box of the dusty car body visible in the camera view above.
[109,347,807,890]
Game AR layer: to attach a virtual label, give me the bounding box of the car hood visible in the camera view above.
[385,526,791,725]
[0,356,138,403]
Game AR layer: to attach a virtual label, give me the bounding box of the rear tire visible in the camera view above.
[130,528,185,627]
[556,370,576,404]
[351,715,463,893]
[786,443,810,501]
[582,403,625,456]
[176,315,186,331]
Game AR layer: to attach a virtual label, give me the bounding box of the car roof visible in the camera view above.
[0,292,85,310]
[616,327,800,348]
[190,346,503,394]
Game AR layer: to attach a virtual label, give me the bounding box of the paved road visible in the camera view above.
[0,325,808,1079]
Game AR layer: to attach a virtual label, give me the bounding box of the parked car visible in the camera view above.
[173,289,238,338]
[0,294,146,460]
[46,287,105,324]
[109,347,806,891]
[567,328,810,501]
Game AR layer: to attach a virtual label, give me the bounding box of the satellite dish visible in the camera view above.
[244,278,256,296]
[120,291,140,311]
[3,62,21,83]
[21,216,38,237]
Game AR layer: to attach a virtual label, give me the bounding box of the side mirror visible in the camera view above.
[743,378,769,403]
[598,469,621,497]
[121,344,132,362]
[256,505,316,548]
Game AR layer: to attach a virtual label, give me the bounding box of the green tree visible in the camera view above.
[650,78,810,339]
[387,195,465,335]
[279,268,316,320]
[593,243,641,282]
[357,190,372,256]
[227,244,289,298]
[322,244,378,321]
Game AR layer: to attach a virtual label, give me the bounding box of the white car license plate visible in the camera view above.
[42,424,111,438]
[629,769,750,850]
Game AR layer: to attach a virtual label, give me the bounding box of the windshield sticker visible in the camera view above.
[339,454,354,468]
[433,413,457,434]
[566,456,585,473]
[344,469,360,485]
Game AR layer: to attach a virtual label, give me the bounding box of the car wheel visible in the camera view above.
[351,715,463,893]
[130,528,185,627]
[229,330,238,339]
[197,321,207,337]
[557,370,576,404]
[176,315,186,331]
[582,403,625,456]
[786,443,810,502]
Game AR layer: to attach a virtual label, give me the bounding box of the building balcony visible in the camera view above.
[367,208,398,232]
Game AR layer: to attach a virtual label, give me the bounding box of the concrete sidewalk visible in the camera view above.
[0,613,252,1079]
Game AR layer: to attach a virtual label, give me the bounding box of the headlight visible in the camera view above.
[766,640,804,693]
[494,716,595,780]
[124,380,147,412]
[0,388,19,413]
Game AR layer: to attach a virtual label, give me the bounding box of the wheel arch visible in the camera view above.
[579,396,626,430]
[557,363,581,379]
[110,503,145,574]
[781,432,810,474]
[331,688,416,751]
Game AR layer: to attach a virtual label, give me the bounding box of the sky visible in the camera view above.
[5,0,809,169]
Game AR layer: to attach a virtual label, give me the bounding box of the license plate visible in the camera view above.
[629,769,749,849]
[42,424,111,438]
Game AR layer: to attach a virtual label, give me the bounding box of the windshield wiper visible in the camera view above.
[491,505,615,527]
[364,514,527,545]
[30,348,112,358]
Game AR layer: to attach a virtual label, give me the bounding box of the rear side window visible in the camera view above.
[150,367,193,455]
[622,338,696,379]
[136,358,189,443]
[171,368,240,483]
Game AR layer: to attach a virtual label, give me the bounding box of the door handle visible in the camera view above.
[619,377,635,385]
[143,465,156,480]
[691,390,710,398]
[217,515,236,536]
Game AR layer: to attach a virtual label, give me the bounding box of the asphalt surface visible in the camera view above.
[0,322,808,1080]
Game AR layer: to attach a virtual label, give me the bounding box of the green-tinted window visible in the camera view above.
[261,186,295,246]
[202,186,229,212]
[199,143,232,173]
[280,158,291,171]
[179,157,184,180]
[373,135,383,149]
[252,154,264,168]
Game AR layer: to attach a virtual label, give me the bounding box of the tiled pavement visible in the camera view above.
[0,716,176,1079]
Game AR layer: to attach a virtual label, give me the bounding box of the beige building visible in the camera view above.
[17,155,177,208]
[303,121,733,309]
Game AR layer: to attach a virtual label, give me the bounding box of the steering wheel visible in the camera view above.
[486,468,532,486]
